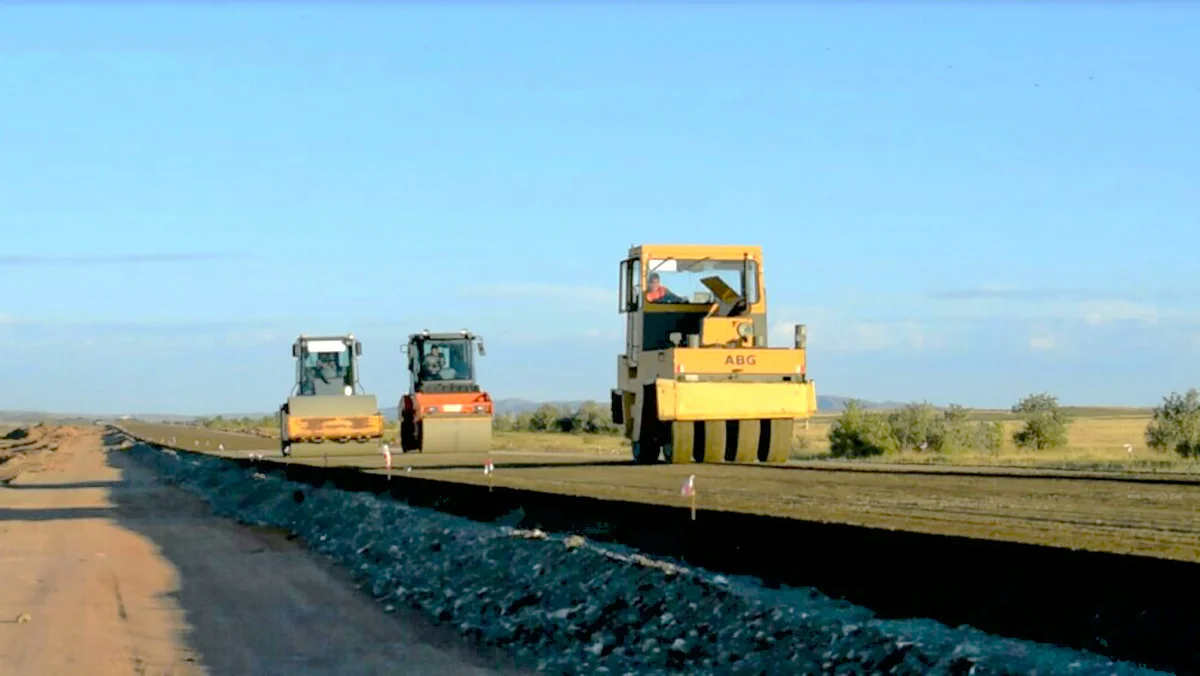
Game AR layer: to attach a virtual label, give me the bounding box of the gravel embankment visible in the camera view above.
[124,442,1164,676]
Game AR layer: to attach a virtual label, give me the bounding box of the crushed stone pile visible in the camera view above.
[126,443,1164,676]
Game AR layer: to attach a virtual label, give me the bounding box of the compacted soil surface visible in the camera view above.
[122,422,1200,563]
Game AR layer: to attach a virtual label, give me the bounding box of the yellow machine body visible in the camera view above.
[611,244,817,464]
[278,334,387,461]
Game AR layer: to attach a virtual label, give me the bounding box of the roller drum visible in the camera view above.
[418,416,492,453]
[762,418,794,463]
[665,421,695,464]
[733,420,761,463]
[280,439,389,468]
[650,417,795,465]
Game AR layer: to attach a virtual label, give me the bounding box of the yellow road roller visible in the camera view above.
[278,334,386,459]
[398,330,493,453]
[611,244,817,464]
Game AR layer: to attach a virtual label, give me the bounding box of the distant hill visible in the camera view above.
[817,396,909,412]
[0,411,225,424]
[0,394,894,425]
[17,395,1134,426]
[0,410,102,424]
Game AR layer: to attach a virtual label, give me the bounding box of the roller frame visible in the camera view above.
[615,243,815,466]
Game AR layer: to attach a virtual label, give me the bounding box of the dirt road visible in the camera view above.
[0,427,519,676]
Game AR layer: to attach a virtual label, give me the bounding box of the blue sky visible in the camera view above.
[1,3,1198,415]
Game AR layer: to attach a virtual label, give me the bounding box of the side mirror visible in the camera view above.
[355,341,363,356]
[292,343,300,358]
[477,341,486,356]
[400,344,409,354]
[794,324,807,350]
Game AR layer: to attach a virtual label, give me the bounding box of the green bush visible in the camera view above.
[828,400,899,457]
[195,414,275,432]
[1145,388,1200,458]
[887,402,942,452]
[492,401,620,435]
[1010,393,1071,450]
[829,400,1004,457]
[973,420,1005,453]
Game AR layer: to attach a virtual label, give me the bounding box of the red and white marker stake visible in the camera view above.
[484,457,494,491]
[381,443,392,480]
[681,474,696,520]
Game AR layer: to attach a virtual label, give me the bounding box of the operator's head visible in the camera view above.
[648,272,661,290]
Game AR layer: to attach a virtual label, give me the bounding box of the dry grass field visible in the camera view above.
[114,405,1197,474]
[788,408,1198,472]
[496,407,1198,473]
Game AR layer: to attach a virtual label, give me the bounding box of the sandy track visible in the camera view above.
[0,428,519,675]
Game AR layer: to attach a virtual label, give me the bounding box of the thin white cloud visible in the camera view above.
[769,318,940,353]
[1078,300,1160,326]
[0,319,294,352]
[582,327,622,342]
[1029,335,1057,351]
[927,288,1187,327]
[458,283,612,305]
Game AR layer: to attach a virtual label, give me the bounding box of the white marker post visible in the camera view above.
[484,457,494,491]
[382,443,392,481]
[681,474,696,520]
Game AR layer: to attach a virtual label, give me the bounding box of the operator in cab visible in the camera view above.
[315,352,340,381]
[646,272,686,304]
[317,352,347,389]
[421,346,445,380]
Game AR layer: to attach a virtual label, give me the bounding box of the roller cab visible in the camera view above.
[612,244,816,464]
[398,330,493,453]
[278,334,387,459]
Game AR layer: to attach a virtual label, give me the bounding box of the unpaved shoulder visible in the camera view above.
[0,427,518,676]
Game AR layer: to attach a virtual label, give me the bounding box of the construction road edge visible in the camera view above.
[110,425,1200,675]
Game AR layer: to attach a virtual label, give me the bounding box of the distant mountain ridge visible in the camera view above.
[0,394,893,424]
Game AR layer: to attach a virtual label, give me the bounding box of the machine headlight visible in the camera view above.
[474,405,486,413]
[344,385,353,396]
[737,322,753,338]
[426,406,438,413]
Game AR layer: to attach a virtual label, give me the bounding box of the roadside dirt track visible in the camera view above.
[121,422,1200,564]
[0,427,519,676]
